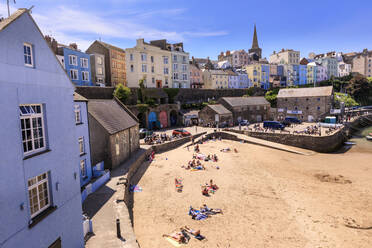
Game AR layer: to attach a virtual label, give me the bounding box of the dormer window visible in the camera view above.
[24,43,33,67]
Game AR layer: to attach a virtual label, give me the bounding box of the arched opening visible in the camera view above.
[137,113,146,128]
[159,111,168,128]
[170,110,178,127]
[148,112,157,130]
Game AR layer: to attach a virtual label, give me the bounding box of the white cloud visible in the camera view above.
[2,4,228,51]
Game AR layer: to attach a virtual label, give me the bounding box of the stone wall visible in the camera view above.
[227,129,346,153]
[152,132,207,153]
[174,88,248,104]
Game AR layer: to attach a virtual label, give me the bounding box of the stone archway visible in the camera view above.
[159,111,168,128]
[170,110,178,126]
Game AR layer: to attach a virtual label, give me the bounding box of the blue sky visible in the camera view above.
[1,0,372,59]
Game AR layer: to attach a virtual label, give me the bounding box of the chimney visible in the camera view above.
[281,48,284,52]
[273,51,276,54]
[136,38,144,46]
[69,43,78,50]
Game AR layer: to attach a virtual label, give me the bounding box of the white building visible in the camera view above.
[269,49,300,64]
[338,61,351,77]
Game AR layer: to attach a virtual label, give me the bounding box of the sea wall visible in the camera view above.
[151,132,207,153]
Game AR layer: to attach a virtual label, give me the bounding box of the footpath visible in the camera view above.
[83,149,149,248]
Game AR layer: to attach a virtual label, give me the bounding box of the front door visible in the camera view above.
[156,80,162,88]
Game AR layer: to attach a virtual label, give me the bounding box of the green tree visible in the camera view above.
[113,83,131,103]
[334,92,359,108]
[265,88,279,107]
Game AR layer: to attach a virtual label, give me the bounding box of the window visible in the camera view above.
[173,55,177,61]
[81,58,89,68]
[182,73,187,80]
[173,63,178,71]
[130,54,133,61]
[70,69,78,80]
[82,71,89,81]
[317,98,320,101]
[69,55,77,66]
[97,67,103,75]
[80,160,86,178]
[142,64,147,73]
[130,65,134,72]
[163,56,168,64]
[173,72,178,80]
[165,78,168,84]
[141,53,147,61]
[78,137,85,155]
[164,67,169,74]
[182,56,186,63]
[182,64,187,72]
[28,172,50,218]
[74,105,81,124]
[151,56,154,63]
[24,43,33,67]
[317,106,320,110]
[151,66,154,73]
[97,56,103,65]
[20,104,46,155]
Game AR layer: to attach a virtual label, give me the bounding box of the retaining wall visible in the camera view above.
[151,132,207,153]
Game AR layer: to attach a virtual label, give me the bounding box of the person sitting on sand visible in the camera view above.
[201,186,209,196]
[197,160,201,166]
[234,148,238,153]
[192,153,196,159]
[213,154,218,162]
[209,179,219,190]
[162,231,187,244]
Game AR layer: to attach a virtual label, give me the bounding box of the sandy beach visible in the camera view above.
[133,138,372,248]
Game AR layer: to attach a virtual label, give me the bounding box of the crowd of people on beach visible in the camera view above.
[144,133,184,145]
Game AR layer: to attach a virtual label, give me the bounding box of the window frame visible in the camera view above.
[80,58,89,68]
[142,64,147,73]
[74,105,81,124]
[80,159,87,178]
[20,104,46,156]
[27,172,51,218]
[24,43,34,67]
[81,71,89,81]
[78,136,85,155]
[69,55,78,66]
[70,69,78,80]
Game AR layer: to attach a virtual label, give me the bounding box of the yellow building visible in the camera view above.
[307,63,316,85]
[202,69,229,89]
[125,39,171,88]
[245,64,261,87]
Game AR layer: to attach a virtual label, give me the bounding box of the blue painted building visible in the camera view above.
[74,93,92,187]
[298,65,307,85]
[0,9,84,247]
[58,46,93,86]
[260,64,270,90]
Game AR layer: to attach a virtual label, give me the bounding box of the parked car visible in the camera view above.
[139,128,153,139]
[282,116,302,126]
[172,129,191,137]
[263,121,285,130]
[218,122,228,128]
[239,120,249,126]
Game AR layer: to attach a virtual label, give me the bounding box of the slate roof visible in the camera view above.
[73,92,88,102]
[0,8,28,32]
[96,41,125,53]
[277,86,333,98]
[207,104,232,115]
[88,99,137,134]
[221,97,269,107]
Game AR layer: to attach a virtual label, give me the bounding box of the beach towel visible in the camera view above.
[175,178,183,192]
[164,237,182,247]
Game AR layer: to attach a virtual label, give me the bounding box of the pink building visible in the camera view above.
[189,63,203,88]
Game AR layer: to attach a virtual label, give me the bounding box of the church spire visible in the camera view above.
[252,24,259,49]
[249,24,262,59]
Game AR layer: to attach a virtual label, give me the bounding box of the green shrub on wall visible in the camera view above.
[136,104,149,113]
[113,83,131,103]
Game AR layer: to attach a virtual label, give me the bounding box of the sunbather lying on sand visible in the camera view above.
[209,179,219,190]
[189,206,208,220]
[162,231,187,244]
[220,147,231,152]
[181,226,205,241]
[200,204,223,215]
[201,186,209,196]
